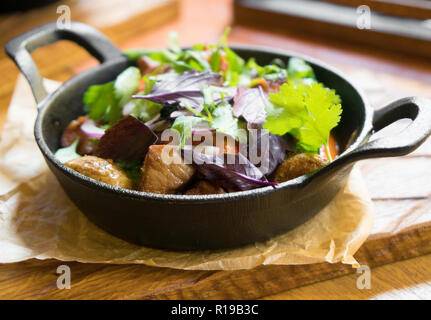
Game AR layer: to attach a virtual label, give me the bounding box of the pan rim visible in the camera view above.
[34,44,373,203]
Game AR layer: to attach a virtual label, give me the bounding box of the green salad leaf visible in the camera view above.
[209,49,221,73]
[168,31,182,54]
[123,49,158,61]
[223,47,245,86]
[264,82,342,153]
[129,74,162,122]
[83,67,141,125]
[116,160,142,184]
[54,138,80,163]
[83,82,116,123]
[287,57,316,85]
[171,116,209,148]
[211,103,247,144]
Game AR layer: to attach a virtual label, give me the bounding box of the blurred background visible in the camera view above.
[1,0,430,124]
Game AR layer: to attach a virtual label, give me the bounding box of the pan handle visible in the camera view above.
[342,97,431,162]
[4,21,125,104]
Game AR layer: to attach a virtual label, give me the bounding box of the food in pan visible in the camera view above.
[55,30,342,195]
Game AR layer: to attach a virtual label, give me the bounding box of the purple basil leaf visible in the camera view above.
[96,115,158,161]
[132,70,223,111]
[183,149,277,191]
[244,129,286,176]
[233,86,267,125]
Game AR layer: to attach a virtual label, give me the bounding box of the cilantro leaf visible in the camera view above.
[264,82,342,153]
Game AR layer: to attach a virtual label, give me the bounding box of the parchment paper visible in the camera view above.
[0,75,374,270]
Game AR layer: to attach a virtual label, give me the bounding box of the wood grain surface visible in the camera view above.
[1,0,431,300]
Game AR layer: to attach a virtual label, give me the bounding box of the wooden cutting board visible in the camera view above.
[1,0,431,300]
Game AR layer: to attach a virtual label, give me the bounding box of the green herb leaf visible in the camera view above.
[219,27,231,47]
[209,49,221,72]
[211,103,247,143]
[171,116,209,148]
[114,66,141,105]
[83,82,116,122]
[55,138,81,163]
[264,82,342,153]
[287,57,316,85]
[187,51,212,72]
[202,86,216,115]
[130,99,162,122]
[123,48,158,61]
[116,160,142,184]
[223,47,245,86]
[191,43,206,51]
[84,67,141,125]
[148,50,179,64]
[168,31,182,54]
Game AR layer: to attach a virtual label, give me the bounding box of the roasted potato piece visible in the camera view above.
[65,156,133,189]
[271,153,327,183]
[184,180,225,195]
[138,145,196,194]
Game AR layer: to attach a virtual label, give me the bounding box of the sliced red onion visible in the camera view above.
[80,119,105,139]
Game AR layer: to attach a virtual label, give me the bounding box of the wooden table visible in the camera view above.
[1,0,431,300]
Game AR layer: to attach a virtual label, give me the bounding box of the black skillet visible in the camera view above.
[5,22,431,250]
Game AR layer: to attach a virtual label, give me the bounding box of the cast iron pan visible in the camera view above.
[5,22,431,250]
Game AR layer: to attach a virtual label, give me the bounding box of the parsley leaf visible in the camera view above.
[264,82,342,153]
